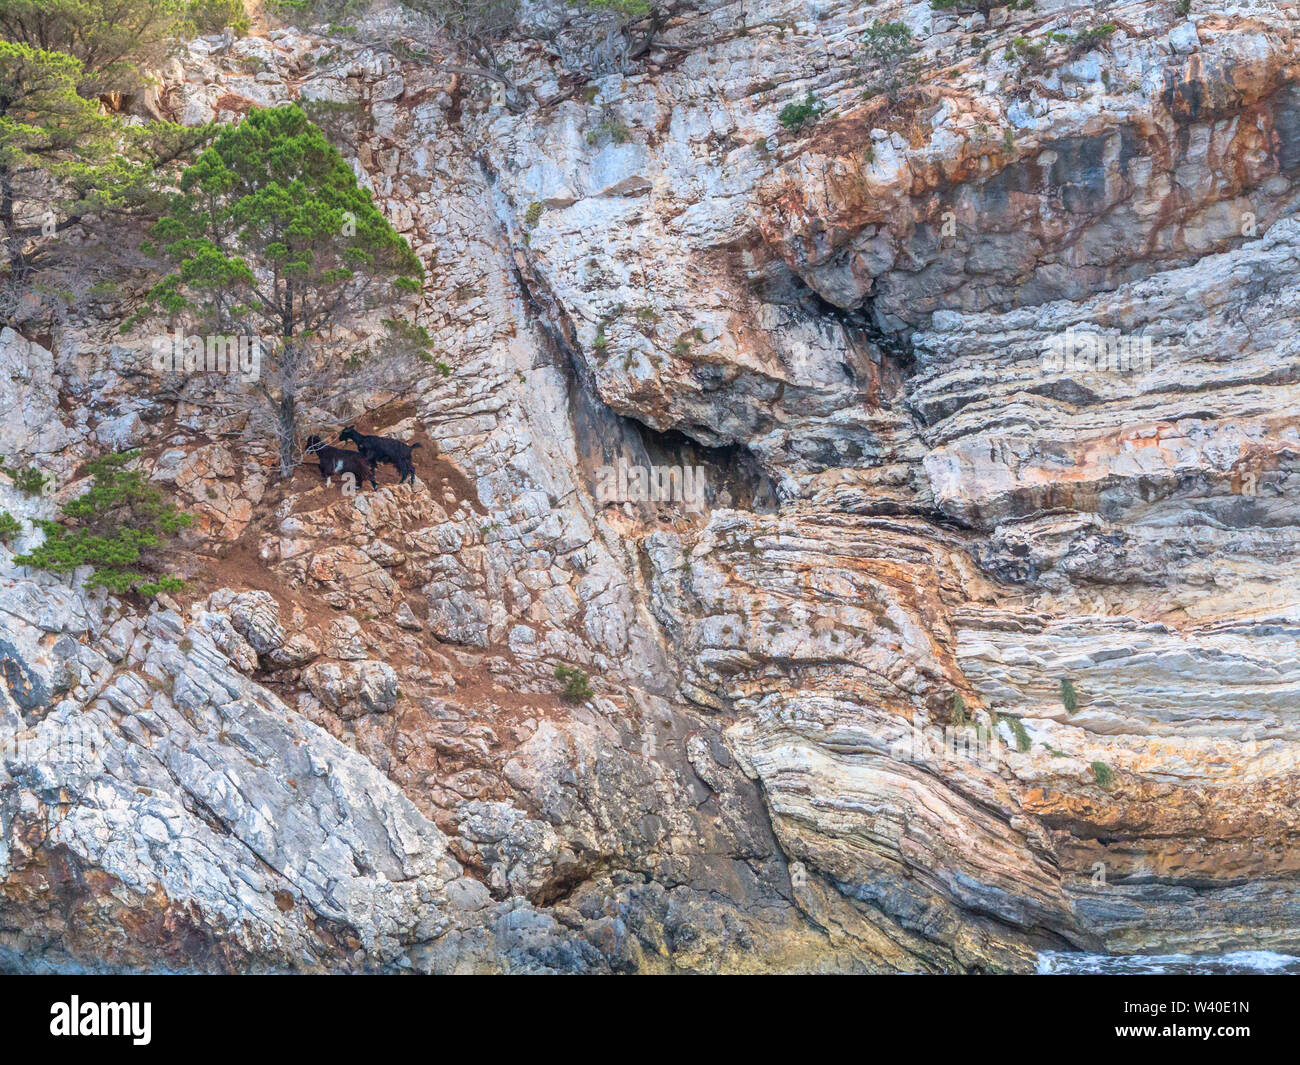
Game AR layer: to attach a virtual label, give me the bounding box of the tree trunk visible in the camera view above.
[278,390,296,480]
[1,168,26,277]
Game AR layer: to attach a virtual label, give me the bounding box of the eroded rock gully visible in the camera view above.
[2,0,1299,972]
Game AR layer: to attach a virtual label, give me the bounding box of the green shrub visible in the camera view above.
[931,0,1004,12]
[778,93,824,133]
[585,118,631,146]
[382,318,434,361]
[1001,715,1032,753]
[1004,35,1047,72]
[1072,24,1117,50]
[555,663,593,703]
[1,461,51,496]
[585,0,650,14]
[186,0,251,35]
[267,0,362,26]
[949,691,968,726]
[1091,760,1114,788]
[1060,678,1078,714]
[933,0,1034,11]
[0,510,22,543]
[524,201,544,227]
[14,450,193,598]
[860,21,918,99]
[298,98,366,145]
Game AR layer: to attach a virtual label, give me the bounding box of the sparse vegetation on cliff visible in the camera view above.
[860,21,918,101]
[185,0,250,35]
[555,663,594,703]
[586,117,631,146]
[1,460,49,496]
[0,509,21,543]
[14,450,193,597]
[778,92,824,133]
[1001,715,1032,753]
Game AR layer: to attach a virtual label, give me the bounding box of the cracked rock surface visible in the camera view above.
[2,0,1300,971]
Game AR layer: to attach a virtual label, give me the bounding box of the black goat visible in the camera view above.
[340,426,423,485]
[305,435,376,491]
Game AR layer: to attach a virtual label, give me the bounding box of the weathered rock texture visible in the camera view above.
[2,0,1299,971]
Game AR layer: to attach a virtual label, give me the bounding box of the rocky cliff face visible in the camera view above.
[2,0,1299,972]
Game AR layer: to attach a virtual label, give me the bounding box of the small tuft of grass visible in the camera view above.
[1091,760,1114,788]
[1060,677,1079,714]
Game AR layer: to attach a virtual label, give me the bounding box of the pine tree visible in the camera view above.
[0,42,115,272]
[0,3,205,276]
[0,0,184,96]
[145,104,424,476]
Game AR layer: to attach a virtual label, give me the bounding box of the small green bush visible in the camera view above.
[1060,678,1078,714]
[382,318,434,361]
[14,451,193,599]
[299,98,366,144]
[931,0,1001,12]
[267,0,361,27]
[1072,24,1117,50]
[0,510,22,543]
[778,93,824,133]
[933,0,1033,11]
[949,691,968,726]
[524,201,544,227]
[1004,35,1047,72]
[586,0,651,14]
[586,118,631,146]
[860,21,918,100]
[1,461,50,496]
[555,663,593,703]
[1091,760,1114,787]
[186,0,251,35]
